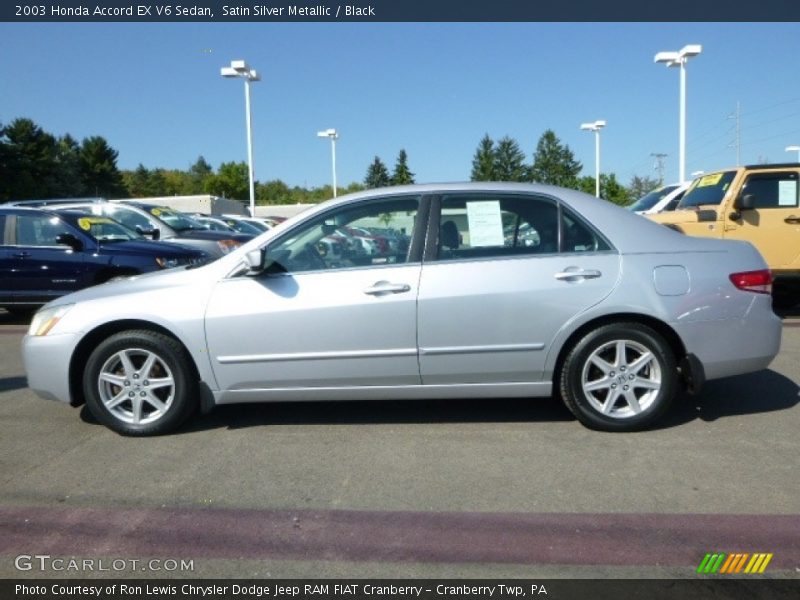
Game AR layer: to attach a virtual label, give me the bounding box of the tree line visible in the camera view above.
[1,117,661,207]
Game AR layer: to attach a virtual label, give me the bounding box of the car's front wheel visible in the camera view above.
[559,323,678,431]
[83,330,197,435]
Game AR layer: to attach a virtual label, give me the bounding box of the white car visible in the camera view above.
[627,182,691,215]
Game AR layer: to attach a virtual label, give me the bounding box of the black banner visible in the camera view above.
[4,579,800,600]
[3,0,800,22]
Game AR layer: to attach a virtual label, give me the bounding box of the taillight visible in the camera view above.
[729,269,772,294]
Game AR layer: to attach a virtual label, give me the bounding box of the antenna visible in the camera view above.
[650,153,667,183]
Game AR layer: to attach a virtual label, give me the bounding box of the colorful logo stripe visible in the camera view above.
[697,552,773,574]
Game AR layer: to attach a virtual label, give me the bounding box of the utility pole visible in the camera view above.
[651,153,667,184]
[728,101,741,165]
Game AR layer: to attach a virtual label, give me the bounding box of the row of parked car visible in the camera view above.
[0,199,417,314]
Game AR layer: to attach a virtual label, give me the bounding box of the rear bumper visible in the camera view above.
[673,300,781,381]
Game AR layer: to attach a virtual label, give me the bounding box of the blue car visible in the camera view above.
[0,207,209,314]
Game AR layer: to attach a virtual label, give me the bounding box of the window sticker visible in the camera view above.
[778,180,797,206]
[466,200,504,247]
[77,217,114,231]
[698,173,723,187]
[150,208,162,216]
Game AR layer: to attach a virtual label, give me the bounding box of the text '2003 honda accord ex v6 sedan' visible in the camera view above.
[22,183,781,435]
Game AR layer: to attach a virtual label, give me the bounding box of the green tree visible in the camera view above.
[494,136,528,182]
[364,156,390,188]
[578,173,630,205]
[391,149,415,185]
[49,133,84,198]
[79,135,127,198]
[204,161,249,199]
[188,155,213,194]
[0,118,60,200]
[470,134,495,181]
[627,175,661,201]
[530,130,582,188]
[124,164,153,197]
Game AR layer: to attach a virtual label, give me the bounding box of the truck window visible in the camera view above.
[679,171,737,208]
[740,172,799,209]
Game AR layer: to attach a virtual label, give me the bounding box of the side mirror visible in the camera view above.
[135,226,161,240]
[55,233,83,251]
[734,193,756,211]
[244,248,265,274]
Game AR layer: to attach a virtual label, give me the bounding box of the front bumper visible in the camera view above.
[22,332,81,404]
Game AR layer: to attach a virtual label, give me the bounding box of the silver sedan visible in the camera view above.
[22,183,781,435]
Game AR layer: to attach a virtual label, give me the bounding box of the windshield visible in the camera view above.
[147,207,207,232]
[627,185,679,212]
[66,215,141,242]
[678,171,737,208]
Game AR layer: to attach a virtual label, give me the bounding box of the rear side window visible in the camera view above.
[740,172,799,208]
[0,216,6,245]
[435,194,609,262]
[14,214,67,246]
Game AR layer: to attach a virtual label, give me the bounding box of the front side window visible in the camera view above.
[105,206,156,232]
[265,197,419,274]
[740,172,799,209]
[435,195,608,262]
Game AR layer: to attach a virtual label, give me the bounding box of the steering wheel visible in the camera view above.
[301,242,327,270]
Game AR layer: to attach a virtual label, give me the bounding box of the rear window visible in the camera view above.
[627,185,679,212]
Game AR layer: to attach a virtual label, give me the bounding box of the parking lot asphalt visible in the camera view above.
[0,308,798,579]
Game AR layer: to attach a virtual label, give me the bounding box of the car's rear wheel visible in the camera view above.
[83,330,197,436]
[559,323,678,431]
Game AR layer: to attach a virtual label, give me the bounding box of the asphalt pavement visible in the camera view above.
[0,308,798,579]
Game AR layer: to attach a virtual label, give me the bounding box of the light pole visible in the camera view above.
[317,129,339,197]
[786,145,800,163]
[580,120,606,198]
[654,44,702,183]
[221,60,260,216]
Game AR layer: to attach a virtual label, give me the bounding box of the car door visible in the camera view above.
[6,212,89,303]
[723,170,800,271]
[417,193,620,385]
[204,195,424,393]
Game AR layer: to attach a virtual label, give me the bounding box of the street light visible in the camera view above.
[317,128,339,197]
[786,145,800,163]
[221,60,260,217]
[654,44,702,183]
[580,120,606,198]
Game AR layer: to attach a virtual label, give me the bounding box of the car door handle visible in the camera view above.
[12,251,31,258]
[363,282,411,296]
[784,216,800,224]
[554,269,602,281]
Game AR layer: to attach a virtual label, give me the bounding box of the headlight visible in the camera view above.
[217,239,243,255]
[155,257,182,269]
[28,304,74,337]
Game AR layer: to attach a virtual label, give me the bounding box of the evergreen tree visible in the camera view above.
[628,175,661,200]
[188,155,213,194]
[493,136,528,182]
[54,134,83,197]
[125,164,153,197]
[391,149,415,185]
[470,134,495,181]
[0,118,60,200]
[530,130,582,188]
[578,173,630,205]
[364,156,390,188]
[79,135,127,198]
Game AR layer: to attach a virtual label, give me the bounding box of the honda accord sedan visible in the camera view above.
[22,183,781,435]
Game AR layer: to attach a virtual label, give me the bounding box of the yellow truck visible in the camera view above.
[647,164,800,305]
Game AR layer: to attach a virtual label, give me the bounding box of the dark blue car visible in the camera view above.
[0,207,208,314]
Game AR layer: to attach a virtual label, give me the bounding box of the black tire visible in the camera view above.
[83,329,197,436]
[559,322,678,432]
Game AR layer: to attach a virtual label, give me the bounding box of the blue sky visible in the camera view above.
[2,22,800,190]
